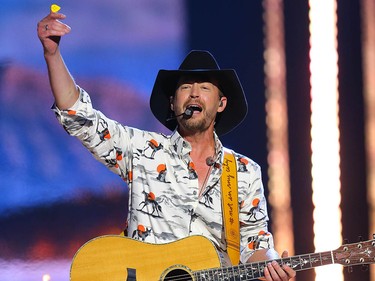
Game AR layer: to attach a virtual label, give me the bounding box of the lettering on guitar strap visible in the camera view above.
[127,268,137,281]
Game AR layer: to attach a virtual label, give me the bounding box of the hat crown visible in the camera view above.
[179,50,220,71]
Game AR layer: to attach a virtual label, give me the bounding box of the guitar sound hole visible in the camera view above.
[163,268,193,281]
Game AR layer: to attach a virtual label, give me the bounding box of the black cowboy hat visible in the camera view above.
[149,50,248,136]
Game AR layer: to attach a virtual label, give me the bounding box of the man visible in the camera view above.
[37,9,296,281]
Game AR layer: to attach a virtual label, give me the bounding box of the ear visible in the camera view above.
[169,96,174,111]
[217,97,227,113]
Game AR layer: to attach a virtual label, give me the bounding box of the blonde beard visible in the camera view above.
[180,119,208,133]
[179,111,215,133]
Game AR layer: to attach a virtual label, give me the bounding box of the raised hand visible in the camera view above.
[37,7,71,56]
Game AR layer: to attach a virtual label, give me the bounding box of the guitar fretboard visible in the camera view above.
[194,251,333,280]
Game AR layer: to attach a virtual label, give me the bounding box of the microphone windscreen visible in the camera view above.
[184,108,193,117]
[206,157,215,166]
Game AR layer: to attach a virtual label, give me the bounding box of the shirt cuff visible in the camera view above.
[51,86,83,115]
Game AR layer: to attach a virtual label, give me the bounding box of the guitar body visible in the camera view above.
[70,235,222,281]
[71,234,375,280]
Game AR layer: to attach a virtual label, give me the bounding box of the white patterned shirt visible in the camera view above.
[52,87,274,264]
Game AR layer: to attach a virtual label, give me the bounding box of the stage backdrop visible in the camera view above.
[0,0,186,280]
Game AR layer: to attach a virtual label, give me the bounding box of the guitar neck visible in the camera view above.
[194,250,336,280]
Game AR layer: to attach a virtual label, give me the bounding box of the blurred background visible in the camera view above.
[0,0,373,280]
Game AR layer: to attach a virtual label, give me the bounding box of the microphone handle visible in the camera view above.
[166,112,184,122]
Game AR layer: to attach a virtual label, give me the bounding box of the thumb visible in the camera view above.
[281,250,289,258]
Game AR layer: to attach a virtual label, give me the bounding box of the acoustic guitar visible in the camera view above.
[70,234,375,280]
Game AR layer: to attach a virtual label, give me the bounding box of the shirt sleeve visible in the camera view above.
[51,86,132,182]
[238,160,275,264]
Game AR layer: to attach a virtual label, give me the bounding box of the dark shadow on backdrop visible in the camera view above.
[187,1,370,281]
[185,0,268,192]
[285,0,370,280]
[337,0,369,279]
[284,1,315,280]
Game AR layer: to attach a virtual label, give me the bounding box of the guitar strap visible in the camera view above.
[221,148,240,265]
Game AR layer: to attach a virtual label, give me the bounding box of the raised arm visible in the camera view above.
[37,9,79,109]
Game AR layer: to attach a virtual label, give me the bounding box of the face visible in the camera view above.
[170,75,227,134]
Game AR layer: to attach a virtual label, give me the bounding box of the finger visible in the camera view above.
[37,13,68,32]
[39,11,66,25]
[38,18,71,36]
[282,265,297,279]
[263,265,272,281]
[266,262,279,280]
[280,250,296,279]
[268,261,288,280]
[46,20,71,33]
[48,12,67,20]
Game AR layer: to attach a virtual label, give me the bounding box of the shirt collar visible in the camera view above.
[169,129,224,161]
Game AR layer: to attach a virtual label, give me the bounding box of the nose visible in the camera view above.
[190,83,200,98]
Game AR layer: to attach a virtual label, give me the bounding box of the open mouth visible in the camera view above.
[186,105,202,112]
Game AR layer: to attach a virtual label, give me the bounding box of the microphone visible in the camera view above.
[206,156,220,169]
[206,156,215,167]
[166,106,200,122]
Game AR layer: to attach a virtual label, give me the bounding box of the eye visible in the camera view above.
[200,83,213,91]
[179,84,191,90]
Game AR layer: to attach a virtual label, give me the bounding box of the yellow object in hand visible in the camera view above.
[50,4,61,13]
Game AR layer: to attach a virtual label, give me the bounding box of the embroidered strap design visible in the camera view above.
[221,149,240,265]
